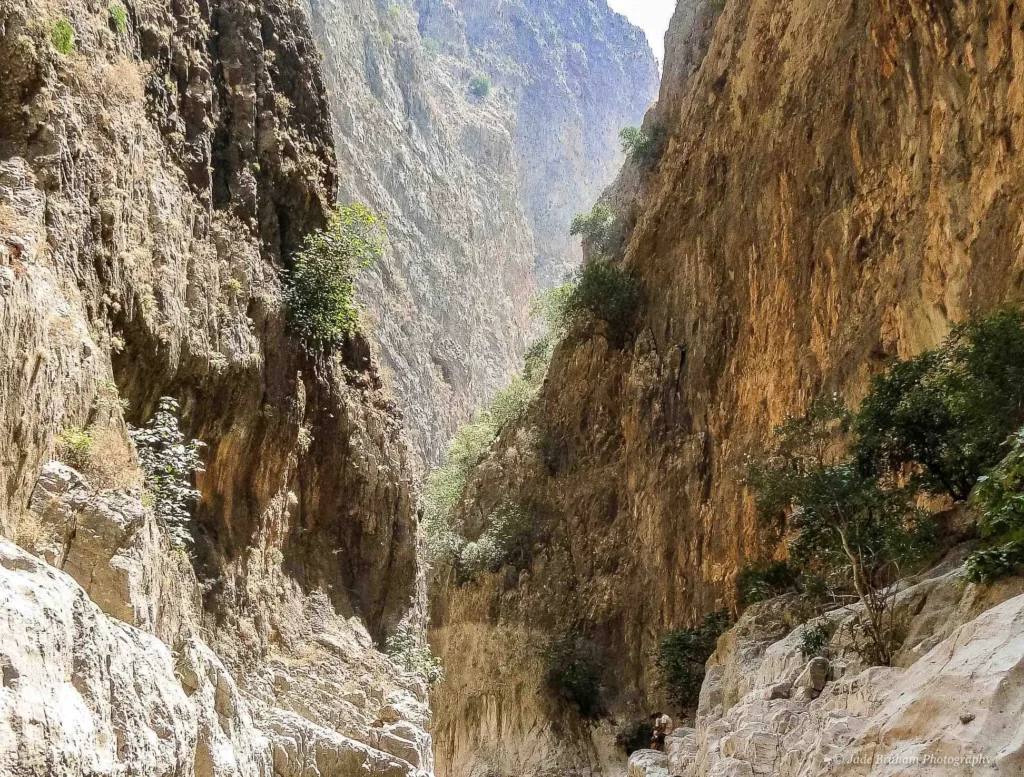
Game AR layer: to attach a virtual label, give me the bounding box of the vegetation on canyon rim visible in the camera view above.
[743,307,1024,666]
[285,203,385,344]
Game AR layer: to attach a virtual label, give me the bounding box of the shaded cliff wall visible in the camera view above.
[430,0,1024,774]
[305,0,658,465]
[0,0,431,769]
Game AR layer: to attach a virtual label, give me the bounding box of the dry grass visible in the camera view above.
[14,510,45,554]
[81,425,141,490]
[102,58,145,105]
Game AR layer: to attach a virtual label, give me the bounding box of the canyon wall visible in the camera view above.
[430,0,1024,774]
[0,0,431,770]
[304,0,658,465]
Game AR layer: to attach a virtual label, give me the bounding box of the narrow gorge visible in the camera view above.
[1,1,1024,777]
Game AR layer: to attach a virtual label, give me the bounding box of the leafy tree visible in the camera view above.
[799,619,835,659]
[458,503,537,581]
[129,398,206,550]
[386,623,444,684]
[285,203,384,344]
[542,632,604,718]
[965,427,1024,583]
[570,203,615,254]
[657,611,730,709]
[735,560,802,608]
[854,308,1024,500]
[51,18,75,55]
[469,74,491,98]
[619,125,665,165]
[561,260,643,346]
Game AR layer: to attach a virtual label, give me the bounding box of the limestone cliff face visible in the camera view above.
[0,0,430,770]
[304,0,658,465]
[430,0,1024,774]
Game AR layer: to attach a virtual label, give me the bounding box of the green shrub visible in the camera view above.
[386,623,444,684]
[964,427,1024,583]
[50,18,75,55]
[735,560,802,608]
[109,2,128,34]
[422,37,440,58]
[799,619,835,659]
[570,203,615,254]
[469,74,491,98]
[657,611,730,709]
[285,203,384,344]
[619,125,665,165]
[129,397,205,549]
[542,632,604,718]
[458,503,537,581]
[57,427,94,470]
[854,308,1024,501]
[561,260,643,345]
[615,719,654,755]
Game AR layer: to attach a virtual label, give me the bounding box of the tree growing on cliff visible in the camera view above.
[570,202,616,254]
[468,74,490,98]
[129,397,206,550]
[854,308,1024,501]
[656,610,730,710]
[619,125,665,166]
[285,203,385,344]
[542,632,605,718]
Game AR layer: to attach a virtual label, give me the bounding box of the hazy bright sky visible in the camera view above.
[607,0,676,63]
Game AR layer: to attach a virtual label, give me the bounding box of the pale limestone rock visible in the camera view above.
[627,749,670,777]
[0,539,198,776]
[678,575,1024,777]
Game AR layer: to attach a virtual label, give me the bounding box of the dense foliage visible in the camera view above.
[964,427,1024,583]
[129,398,206,550]
[57,427,93,471]
[569,203,615,254]
[743,307,1024,663]
[51,18,75,54]
[285,203,384,344]
[469,74,491,98]
[109,2,128,33]
[542,632,604,718]
[798,619,835,659]
[458,504,537,582]
[385,623,445,685]
[854,308,1024,500]
[656,611,730,709]
[735,560,802,608]
[560,260,643,345]
[619,125,665,165]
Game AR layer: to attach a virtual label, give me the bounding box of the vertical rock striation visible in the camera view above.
[430,0,1024,773]
[303,0,658,465]
[0,0,431,771]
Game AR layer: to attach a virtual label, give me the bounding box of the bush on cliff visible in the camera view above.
[285,203,384,344]
[570,202,616,254]
[854,308,1024,500]
[129,397,205,550]
[560,260,643,346]
[965,427,1024,583]
[657,610,730,710]
[735,560,803,608]
[619,125,665,166]
[468,74,490,98]
[542,632,604,718]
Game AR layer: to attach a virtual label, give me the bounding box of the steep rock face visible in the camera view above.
[430,0,1024,772]
[0,0,431,770]
[304,0,657,465]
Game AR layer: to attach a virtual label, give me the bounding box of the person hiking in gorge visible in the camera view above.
[650,711,673,751]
